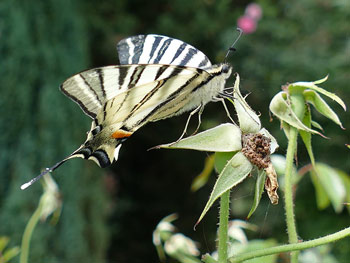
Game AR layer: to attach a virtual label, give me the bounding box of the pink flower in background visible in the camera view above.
[245,3,262,20]
[237,3,263,34]
[237,16,257,34]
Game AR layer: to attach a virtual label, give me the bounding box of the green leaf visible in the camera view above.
[191,154,215,192]
[337,170,350,214]
[196,152,253,225]
[313,163,347,213]
[232,74,261,133]
[299,107,316,166]
[269,92,323,136]
[157,123,242,152]
[2,246,20,263]
[311,120,323,131]
[288,84,306,94]
[214,152,237,173]
[281,121,291,140]
[0,236,9,252]
[313,75,329,85]
[310,171,331,210]
[292,77,346,111]
[304,90,344,129]
[0,237,20,263]
[247,169,266,219]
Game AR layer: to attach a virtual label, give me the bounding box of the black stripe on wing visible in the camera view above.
[96,68,107,100]
[61,66,143,119]
[134,73,200,127]
[117,35,145,65]
[79,74,102,105]
[198,57,210,68]
[60,64,192,119]
[180,48,198,67]
[60,83,97,119]
[118,66,128,89]
[147,36,162,63]
[130,66,146,87]
[132,66,227,128]
[169,43,186,65]
[124,67,182,120]
[117,34,212,69]
[153,38,172,63]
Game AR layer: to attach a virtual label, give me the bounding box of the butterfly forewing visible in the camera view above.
[60,64,198,119]
[117,34,212,69]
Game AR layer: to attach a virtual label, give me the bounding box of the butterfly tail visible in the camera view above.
[21,142,123,190]
[20,151,79,190]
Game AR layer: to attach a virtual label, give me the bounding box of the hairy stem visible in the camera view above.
[229,227,350,262]
[218,190,230,263]
[284,127,299,262]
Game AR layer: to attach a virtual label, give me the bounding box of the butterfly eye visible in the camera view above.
[91,125,102,136]
[222,64,231,73]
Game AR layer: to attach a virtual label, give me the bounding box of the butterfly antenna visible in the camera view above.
[224,28,243,63]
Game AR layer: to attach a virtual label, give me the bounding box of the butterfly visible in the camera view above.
[21,33,238,190]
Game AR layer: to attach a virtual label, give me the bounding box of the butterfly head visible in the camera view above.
[222,63,232,74]
[205,63,232,76]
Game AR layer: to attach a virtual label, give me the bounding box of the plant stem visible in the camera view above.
[202,254,218,263]
[20,200,43,263]
[228,226,350,262]
[284,126,299,262]
[218,190,230,263]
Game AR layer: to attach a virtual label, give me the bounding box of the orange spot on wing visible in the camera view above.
[111,130,133,139]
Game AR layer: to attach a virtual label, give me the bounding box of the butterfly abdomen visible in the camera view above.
[175,63,232,115]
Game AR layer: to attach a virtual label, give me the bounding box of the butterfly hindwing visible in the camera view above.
[117,34,212,69]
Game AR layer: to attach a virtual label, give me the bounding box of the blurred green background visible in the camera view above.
[0,0,349,262]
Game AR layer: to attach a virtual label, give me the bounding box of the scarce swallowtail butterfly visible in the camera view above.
[21,33,238,190]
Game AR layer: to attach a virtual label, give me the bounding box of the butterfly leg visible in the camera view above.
[218,98,235,124]
[175,104,203,142]
[191,105,204,136]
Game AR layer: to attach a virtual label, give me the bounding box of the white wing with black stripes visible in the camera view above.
[21,34,232,190]
[117,34,212,68]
